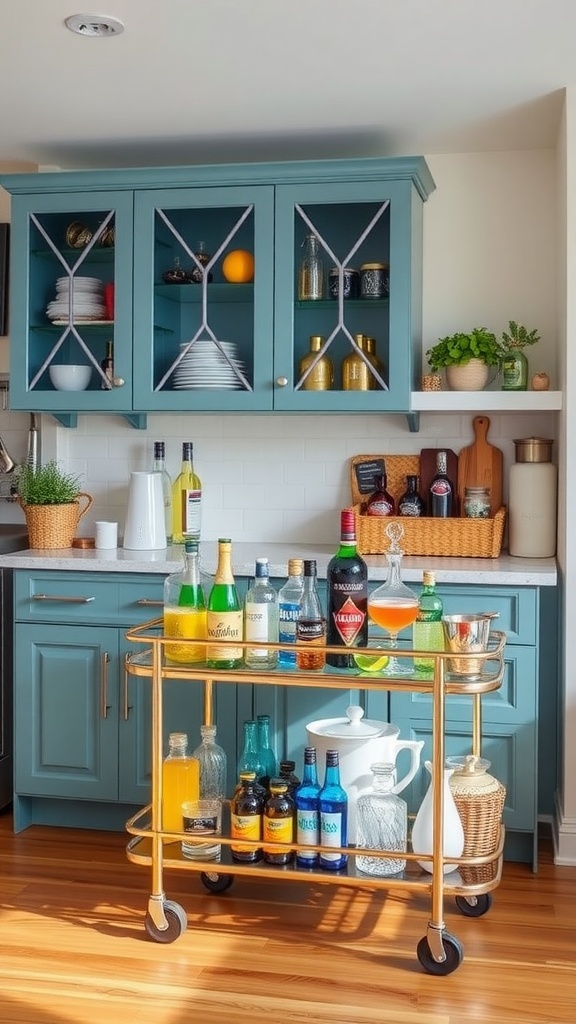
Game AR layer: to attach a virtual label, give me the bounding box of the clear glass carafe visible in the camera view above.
[367,522,418,676]
[356,762,407,876]
[192,724,227,800]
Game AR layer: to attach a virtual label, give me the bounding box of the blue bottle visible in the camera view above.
[319,748,348,870]
[295,746,321,867]
[278,558,304,668]
[256,713,277,788]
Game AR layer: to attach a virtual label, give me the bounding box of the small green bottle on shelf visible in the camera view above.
[413,571,444,674]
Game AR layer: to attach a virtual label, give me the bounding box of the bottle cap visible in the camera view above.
[304,746,317,763]
[326,749,339,766]
[422,571,436,586]
[254,557,270,578]
[303,559,317,577]
[287,558,304,576]
[340,507,356,540]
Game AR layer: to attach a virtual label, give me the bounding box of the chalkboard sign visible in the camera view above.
[353,458,385,495]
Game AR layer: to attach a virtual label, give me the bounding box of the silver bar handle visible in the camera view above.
[136,598,163,607]
[33,593,96,604]
[122,653,133,720]
[101,652,110,718]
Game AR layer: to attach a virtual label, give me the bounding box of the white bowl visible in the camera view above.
[49,364,92,391]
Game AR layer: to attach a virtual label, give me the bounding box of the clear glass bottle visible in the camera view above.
[356,762,407,876]
[278,558,304,668]
[163,539,207,663]
[101,340,114,390]
[243,557,279,669]
[238,719,265,780]
[190,240,213,283]
[230,770,263,862]
[429,450,454,517]
[192,724,227,800]
[296,559,326,671]
[319,749,347,870]
[398,474,426,517]
[326,507,368,668]
[413,570,444,675]
[171,441,202,543]
[153,440,173,545]
[162,732,200,838]
[298,334,334,391]
[295,746,321,867]
[206,538,243,669]
[263,779,294,864]
[256,713,277,788]
[298,234,324,300]
[366,470,396,516]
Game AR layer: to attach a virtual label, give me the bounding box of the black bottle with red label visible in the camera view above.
[326,508,368,668]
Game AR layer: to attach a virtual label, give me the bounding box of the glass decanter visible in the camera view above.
[367,522,418,676]
[356,762,407,876]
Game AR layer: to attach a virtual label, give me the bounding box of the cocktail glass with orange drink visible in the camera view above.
[367,522,417,677]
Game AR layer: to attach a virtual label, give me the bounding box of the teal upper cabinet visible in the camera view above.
[8,189,134,415]
[132,185,275,412]
[0,158,435,422]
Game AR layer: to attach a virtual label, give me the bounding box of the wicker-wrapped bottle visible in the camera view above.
[446,755,506,883]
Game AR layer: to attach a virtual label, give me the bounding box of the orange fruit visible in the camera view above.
[222,249,255,283]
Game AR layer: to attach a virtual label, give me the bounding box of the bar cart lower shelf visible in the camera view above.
[125,621,507,976]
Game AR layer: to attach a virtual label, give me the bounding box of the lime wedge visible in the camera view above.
[353,652,390,673]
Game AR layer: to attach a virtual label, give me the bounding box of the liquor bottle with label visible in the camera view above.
[295,746,321,867]
[243,557,279,669]
[263,779,294,865]
[206,538,243,669]
[171,441,202,543]
[230,771,263,862]
[398,474,426,517]
[163,539,207,663]
[278,558,304,668]
[153,440,173,545]
[101,340,114,390]
[162,732,200,838]
[319,749,347,870]
[191,724,227,800]
[326,507,368,668]
[298,334,334,391]
[413,571,444,674]
[366,470,396,516]
[296,559,326,670]
[429,450,454,517]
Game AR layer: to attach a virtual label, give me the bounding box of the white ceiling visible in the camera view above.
[2,0,576,170]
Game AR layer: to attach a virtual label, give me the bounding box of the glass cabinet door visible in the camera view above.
[133,185,275,412]
[9,191,134,412]
[273,179,421,412]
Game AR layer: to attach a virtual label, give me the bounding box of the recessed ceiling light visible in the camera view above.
[64,14,124,37]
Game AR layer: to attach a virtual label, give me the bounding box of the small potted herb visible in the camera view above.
[426,327,504,391]
[16,460,92,548]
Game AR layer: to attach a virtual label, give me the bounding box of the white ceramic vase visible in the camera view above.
[411,761,465,873]
[446,358,489,391]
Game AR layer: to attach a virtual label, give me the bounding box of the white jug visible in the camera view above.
[411,761,465,873]
[123,471,166,550]
[306,705,424,842]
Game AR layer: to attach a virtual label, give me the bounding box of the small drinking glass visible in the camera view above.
[181,799,222,860]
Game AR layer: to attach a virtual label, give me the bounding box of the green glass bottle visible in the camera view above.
[163,539,207,663]
[206,538,243,669]
[413,571,444,674]
[501,346,528,391]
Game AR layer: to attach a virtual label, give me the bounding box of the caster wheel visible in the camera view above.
[455,893,493,917]
[145,899,187,943]
[200,871,234,893]
[417,932,463,975]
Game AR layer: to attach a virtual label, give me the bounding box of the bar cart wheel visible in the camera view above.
[417,933,463,975]
[200,871,235,893]
[455,893,493,917]
[145,900,187,943]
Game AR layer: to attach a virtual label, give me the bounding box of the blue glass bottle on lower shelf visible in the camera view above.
[319,748,348,870]
[256,713,277,789]
[295,746,321,867]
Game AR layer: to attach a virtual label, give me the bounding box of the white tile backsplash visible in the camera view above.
[13,409,552,543]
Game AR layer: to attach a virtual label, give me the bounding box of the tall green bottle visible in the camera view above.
[413,571,444,674]
[206,538,243,669]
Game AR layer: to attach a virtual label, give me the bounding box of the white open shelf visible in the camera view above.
[411,390,562,412]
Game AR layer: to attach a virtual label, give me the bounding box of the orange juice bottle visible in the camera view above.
[162,732,200,839]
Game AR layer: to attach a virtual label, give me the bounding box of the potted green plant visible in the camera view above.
[16,460,93,549]
[426,327,505,391]
[500,320,540,392]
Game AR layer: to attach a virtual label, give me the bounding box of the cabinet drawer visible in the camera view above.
[14,570,164,626]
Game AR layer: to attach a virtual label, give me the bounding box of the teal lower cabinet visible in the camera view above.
[12,569,238,833]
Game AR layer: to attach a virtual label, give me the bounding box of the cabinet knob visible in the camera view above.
[112,376,125,388]
[276,376,288,387]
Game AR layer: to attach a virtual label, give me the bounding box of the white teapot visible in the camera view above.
[306,705,424,842]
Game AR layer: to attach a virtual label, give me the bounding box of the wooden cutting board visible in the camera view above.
[457,416,503,516]
[419,448,459,515]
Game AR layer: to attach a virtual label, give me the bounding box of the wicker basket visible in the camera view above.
[350,454,506,557]
[452,782,506,884]
[19,492,93,549]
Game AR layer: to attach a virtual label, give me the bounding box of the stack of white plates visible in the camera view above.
[172,340,249,390]
[46,276,107,323]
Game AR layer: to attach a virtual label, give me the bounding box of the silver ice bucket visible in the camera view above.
[441,613,499,678]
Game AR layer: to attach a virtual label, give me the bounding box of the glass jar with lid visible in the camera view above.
[463,486,491,518]
[360,262,389,299]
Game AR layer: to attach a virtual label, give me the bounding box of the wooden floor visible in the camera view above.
[0,809,575,1024]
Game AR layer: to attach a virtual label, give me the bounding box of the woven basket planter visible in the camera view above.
[19,492,93,549]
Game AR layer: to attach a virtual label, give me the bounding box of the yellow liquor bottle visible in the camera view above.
[162,733,200,839]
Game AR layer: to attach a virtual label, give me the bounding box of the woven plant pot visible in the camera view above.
[446,358,490,391]
[19,492,93,549]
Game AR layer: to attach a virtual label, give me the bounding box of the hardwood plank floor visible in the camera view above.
[0,809,575,1024]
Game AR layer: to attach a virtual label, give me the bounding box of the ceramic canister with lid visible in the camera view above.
[508,437,557,557]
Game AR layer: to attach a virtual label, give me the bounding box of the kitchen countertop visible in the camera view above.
[0,543,558,586]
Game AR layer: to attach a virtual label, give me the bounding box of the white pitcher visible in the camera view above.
[123,471,166,550]
[411,761,465,873]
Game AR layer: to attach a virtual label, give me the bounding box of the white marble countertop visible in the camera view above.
[0,542,558,586]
